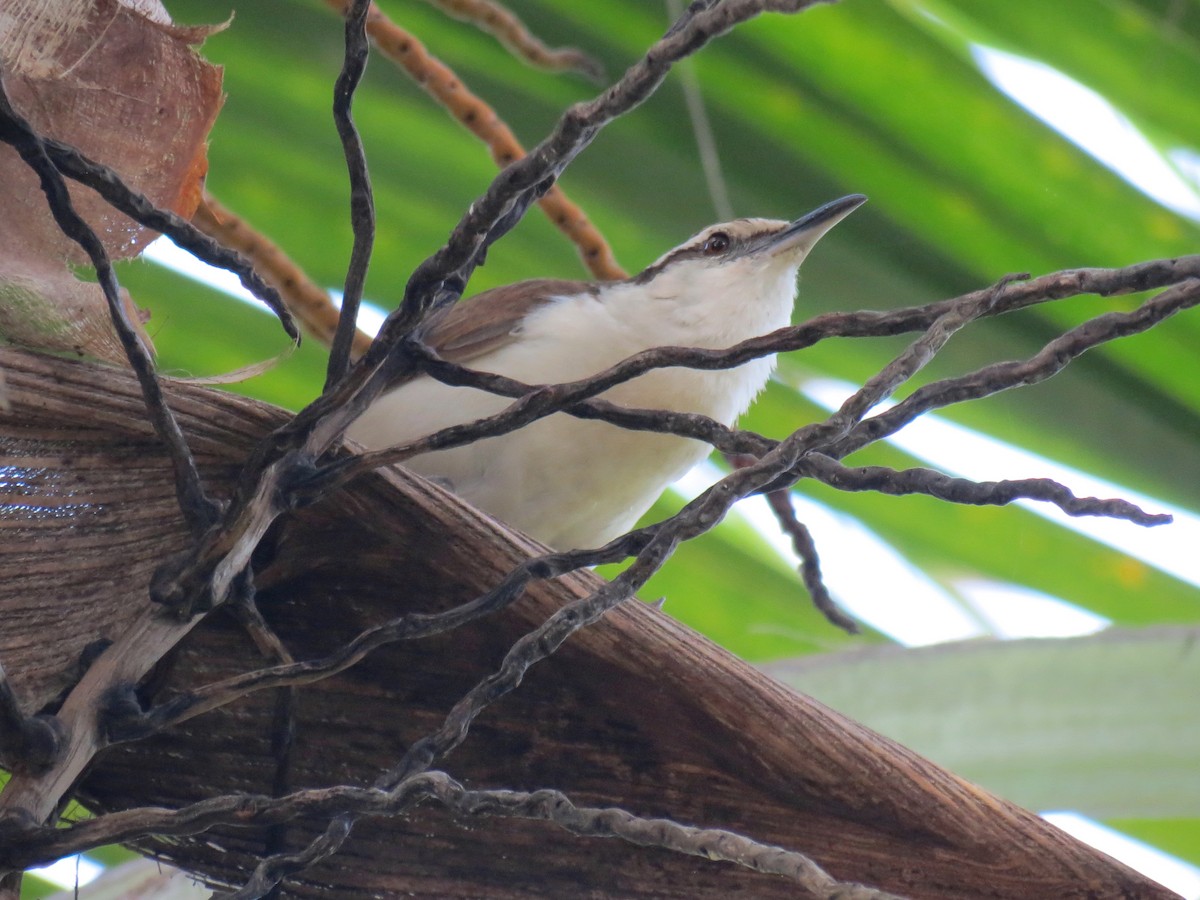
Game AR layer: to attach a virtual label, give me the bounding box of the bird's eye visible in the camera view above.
[702,232,730,255]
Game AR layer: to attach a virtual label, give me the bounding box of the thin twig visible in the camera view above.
[228,572,298,900]
[0,80,220,533]
[116,556,543,736]
[309,350,758,494]
[423,775,907,899]
[40,138,299,342]
[728,455,858,632]
[326,0,376,388]
[325,0,624,279]
[4,772,900,897]
[229,596,296,669]
[817,272,1016,431]
[801,454,1172,525]
[261,684,296,900]
[422,0,605,81]
[827,279,1200,461]
[194,194,373,356]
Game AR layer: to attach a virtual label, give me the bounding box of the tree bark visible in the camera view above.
[0,348,1177,899]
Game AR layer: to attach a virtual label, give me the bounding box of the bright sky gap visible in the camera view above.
[971,45,1200,221]
[25,854,103,891]
[673,462,988,646]
[802,377,1200,592]
[1042,813,1200,900]
[141,238,390,336]
[672,460,1113,647]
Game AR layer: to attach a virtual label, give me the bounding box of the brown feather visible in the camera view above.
[421,279,599,365]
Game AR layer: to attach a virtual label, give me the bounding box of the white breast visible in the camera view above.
[348,270,797,549]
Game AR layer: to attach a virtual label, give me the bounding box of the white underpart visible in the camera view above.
[349,224,807,549]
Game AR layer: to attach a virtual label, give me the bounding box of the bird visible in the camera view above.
[348,194,865,550]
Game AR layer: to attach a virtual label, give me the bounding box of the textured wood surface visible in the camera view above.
[0,348,1177,898]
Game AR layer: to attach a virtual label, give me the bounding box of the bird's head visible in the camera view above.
[624,194,866,337]
[636,194,865,291]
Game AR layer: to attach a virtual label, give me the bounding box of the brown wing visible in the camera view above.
[420,278,597,365]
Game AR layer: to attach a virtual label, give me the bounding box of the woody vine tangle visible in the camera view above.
[0,1,1195,898]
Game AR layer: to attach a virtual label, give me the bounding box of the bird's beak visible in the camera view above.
[759,194,867,257]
